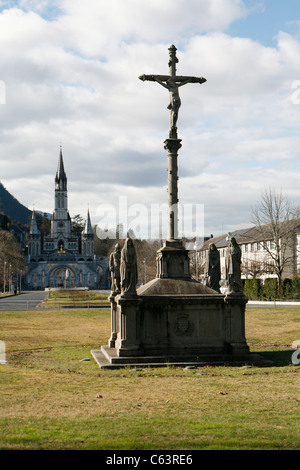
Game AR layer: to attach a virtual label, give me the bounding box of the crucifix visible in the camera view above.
[139,44,206,139]
[139,45,206,241]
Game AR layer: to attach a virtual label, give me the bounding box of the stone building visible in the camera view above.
[26,149,109,289]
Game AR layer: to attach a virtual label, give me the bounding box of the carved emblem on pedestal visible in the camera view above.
[173,313,194,336]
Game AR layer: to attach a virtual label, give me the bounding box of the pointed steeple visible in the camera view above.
[81,208,94,256]
[55,146,67,190]
[83,209,93,235]
[29,210,40,235]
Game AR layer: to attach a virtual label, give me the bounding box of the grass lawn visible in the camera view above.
[43,289,110,308]
[0,306,299,450]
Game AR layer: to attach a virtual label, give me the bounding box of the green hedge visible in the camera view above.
[243,279,262,300]
[242,277,300,300]
[291,278,300,300]
[263,278,278,300]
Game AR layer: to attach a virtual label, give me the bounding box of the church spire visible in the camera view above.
[55,146,67,190]
[83,209,93,235]
[29,210,40,235]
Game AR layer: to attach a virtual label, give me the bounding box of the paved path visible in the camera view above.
[0,291,47,311]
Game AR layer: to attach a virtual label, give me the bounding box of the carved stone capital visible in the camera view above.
[164,138,182,154]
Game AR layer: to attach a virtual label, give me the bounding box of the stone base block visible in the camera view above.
[91,346,272,369]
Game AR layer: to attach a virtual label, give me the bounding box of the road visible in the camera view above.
[0,292,299,311]
[247,300,300,308]
[0,291,47,311]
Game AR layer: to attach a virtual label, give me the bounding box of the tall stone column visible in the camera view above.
[164,137,182,241]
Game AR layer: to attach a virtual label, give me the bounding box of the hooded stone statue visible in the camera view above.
[206,243,221,293]
[109,243,121,292]
[120,238,138,296]
[225,236,242,293]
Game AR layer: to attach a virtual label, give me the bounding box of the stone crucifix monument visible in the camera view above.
[139,45,206,246]
[138,46,206,279]
[92,46,269,368]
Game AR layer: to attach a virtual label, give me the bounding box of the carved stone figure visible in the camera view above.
[139,45,206,138]
[150,76,197,133]
[206,243,221,292]
[109,243,121,292]
[120,238,138,296]
[225,237,242,293]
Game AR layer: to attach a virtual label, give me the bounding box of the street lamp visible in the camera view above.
[9,263,12,294]
[194,243,198,281]
[3,260,6,293]
[143,258,147,284]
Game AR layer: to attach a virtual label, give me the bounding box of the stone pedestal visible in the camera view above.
[114,294,143,356]
[156,239,190,279]
[92,277,270,368]
[108,291,119,348]
[224,292,250,355]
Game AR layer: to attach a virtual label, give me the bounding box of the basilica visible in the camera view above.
[25,149,109,289]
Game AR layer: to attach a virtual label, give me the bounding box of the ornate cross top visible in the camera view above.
[139,45,206,138]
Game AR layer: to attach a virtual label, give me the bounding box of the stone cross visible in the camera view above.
[139,45,206,241]
[139,44,206,139]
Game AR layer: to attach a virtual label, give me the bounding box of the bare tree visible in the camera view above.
[71,214,85,236]
[250,188,300,287]
[0,230,27,292]
[242,259,264,279]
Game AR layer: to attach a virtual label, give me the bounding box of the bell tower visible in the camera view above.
[50,146,72,239]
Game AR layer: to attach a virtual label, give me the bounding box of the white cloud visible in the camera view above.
[55,0,247,54]
[0,1,300,238]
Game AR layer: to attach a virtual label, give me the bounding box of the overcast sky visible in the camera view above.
[1,0,300,239]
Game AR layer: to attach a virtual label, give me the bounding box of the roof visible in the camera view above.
[200,217,300,251]
[201,227,253,250]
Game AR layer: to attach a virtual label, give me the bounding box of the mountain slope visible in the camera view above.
[0,182,32,225]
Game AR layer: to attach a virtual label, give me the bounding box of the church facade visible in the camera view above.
[26,149,109,290]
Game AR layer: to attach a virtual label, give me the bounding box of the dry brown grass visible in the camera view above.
[245,307,300,346]
[0,307,299,449]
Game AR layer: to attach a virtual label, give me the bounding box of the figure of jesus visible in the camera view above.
[150,76,199,133]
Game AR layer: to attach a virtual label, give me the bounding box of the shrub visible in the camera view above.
[263,278,278,300]
[283,279,293,300]
[291,277,300,300]
[243,279,262,300]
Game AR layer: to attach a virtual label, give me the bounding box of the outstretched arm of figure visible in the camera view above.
[153,78,169,89]
[138,74,169,89]
[177,79,192,88]
[177,77,207,87]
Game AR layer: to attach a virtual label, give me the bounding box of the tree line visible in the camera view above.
[0,230,27,293]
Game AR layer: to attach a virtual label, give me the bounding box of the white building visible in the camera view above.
[199,219,300,282]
